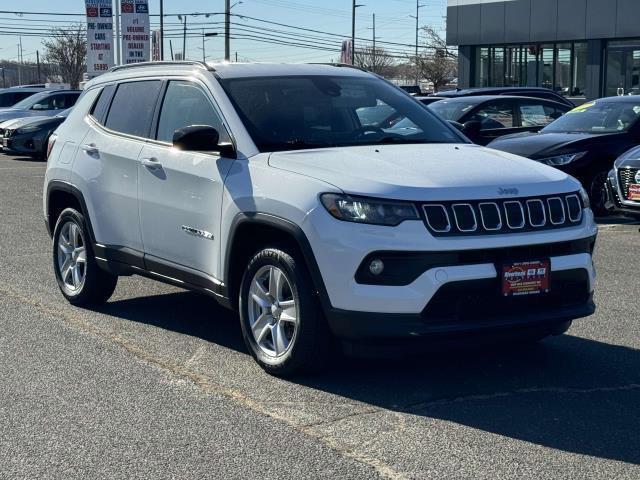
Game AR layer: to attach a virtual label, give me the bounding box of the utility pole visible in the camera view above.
[351,1,364,65]
[159,0,164,60]
[372,13,376,73]
[17,37,22,85]
[202,29,206,62]
[169,40,174,60]
[36,50,41,83]
[181,16,187,59]
[1,68,5,88]
[225,0,231,61]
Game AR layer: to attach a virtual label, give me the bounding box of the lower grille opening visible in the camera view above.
[422,269,590,324]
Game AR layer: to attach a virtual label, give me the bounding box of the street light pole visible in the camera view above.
[351,1,364,65]
[351,0,356,65]
[225,0,230,61]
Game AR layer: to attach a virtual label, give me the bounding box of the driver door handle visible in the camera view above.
[141,157,161,169]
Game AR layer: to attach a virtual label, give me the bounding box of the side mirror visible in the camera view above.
[462,120,482,136]
[172,125,236,157]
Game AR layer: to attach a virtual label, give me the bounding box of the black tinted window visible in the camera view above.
[156,81,229,143]
[0,91,34,108]
[90,85,115,123]
[105,81,162,138]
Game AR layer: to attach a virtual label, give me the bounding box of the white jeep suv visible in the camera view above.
[44,62,597,376]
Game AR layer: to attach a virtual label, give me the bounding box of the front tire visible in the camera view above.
[587,169,610,216]
[239,247,331,376]
[52,208,118,306]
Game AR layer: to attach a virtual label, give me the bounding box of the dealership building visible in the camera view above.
[446,0,640,99]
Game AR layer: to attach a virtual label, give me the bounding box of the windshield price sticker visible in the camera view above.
[502,260,550,296]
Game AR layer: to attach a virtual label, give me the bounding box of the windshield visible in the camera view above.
[428,99,479,121]
[541,100,640,134]
[12,91,50,110]
[219,75,464,152]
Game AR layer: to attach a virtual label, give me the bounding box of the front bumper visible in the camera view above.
[2,132,45,156]
[327,270,594,340]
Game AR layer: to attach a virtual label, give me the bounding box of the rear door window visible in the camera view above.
[518,102,563,127]
[470,101,515,129]
[105,80,162,138]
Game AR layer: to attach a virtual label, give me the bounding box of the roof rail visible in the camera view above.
[309,62,367,72]
[108,61,212,74]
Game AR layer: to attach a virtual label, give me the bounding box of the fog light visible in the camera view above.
[369,259,384,276]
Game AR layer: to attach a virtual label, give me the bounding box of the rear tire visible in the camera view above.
[52,208,118,306]
[239,247,332,377]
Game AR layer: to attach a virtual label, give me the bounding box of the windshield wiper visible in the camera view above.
[372,136,448,145]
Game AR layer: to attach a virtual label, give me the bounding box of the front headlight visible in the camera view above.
[540,151,588,166]
[579,187,591,209]
[320,193,419,226]
[16,125,43,134]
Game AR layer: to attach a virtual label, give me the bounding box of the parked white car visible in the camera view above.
[43,62,597,376]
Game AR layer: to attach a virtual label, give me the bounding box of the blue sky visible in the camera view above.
[1,0,447,64]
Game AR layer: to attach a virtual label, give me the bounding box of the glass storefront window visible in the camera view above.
[555,44,572,96]
[492,48,505,87]
[476,48,490,87]
[473,42,587,98]
[606,40,640,97]
[540,45,554,90]
[573,43,587,97]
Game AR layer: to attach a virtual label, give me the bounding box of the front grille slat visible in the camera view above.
[421,192,584,237]
[619,168,639,200]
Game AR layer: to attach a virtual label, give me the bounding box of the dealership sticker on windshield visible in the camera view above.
[630,184,640,200]
[502,260,550,297]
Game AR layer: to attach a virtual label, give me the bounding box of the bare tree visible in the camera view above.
[421,26,458,59]
[413,26,458,92]
[42,25,86,89]
[416,51,457,93]
[354,46,395,77]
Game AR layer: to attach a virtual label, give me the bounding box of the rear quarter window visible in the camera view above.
[104,80,162,138]
[89,85,116,124]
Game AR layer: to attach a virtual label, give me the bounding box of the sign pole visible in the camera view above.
[114,0,121,65]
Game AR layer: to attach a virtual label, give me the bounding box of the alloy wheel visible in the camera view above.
[56,221,87,292]
[247,265,299,357]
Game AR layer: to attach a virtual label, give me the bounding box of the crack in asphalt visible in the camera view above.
[402,383,640,412]
[0,285,407,480]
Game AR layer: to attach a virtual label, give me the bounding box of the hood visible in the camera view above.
[3,115,52,130]
[268,144,580,201]
[489,131,620,159]
[0,109,57,123]
[0,117,29,129]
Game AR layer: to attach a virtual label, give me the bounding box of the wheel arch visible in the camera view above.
[224,213,332,313]
[46,181,96,244]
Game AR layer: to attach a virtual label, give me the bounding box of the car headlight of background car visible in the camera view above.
[16,125,44,135]
[539,151,588,166]
[320,193,419,226]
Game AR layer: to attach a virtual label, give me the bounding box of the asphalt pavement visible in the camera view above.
[1,154,639,479]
